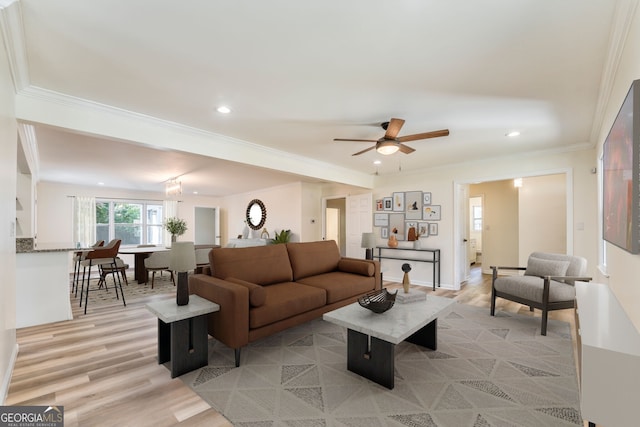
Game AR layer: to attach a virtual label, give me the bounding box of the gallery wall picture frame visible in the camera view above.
[383,197,393,211]
[418,222,429,238]
[405,191,423,220]
[429,223,439,236]
[381,227,388,238]
[392,192,405,211]
[388,213,406,240]
[376,199,384,211]
[405,221,419,240]
[374,213,389,227]
[423,192,432,205]
[423,205,441,221]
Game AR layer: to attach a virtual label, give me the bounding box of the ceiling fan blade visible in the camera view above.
[397,144,415,154]
[396,129,449,143]
[334,138,378,142]
[384,118,405,139]
[352,146,376,156]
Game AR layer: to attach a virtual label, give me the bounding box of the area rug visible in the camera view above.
[181,302,583,427]
[70,271,176,307]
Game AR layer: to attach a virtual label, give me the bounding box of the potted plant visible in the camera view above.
[165,217,187,243]
[271,229,291,244]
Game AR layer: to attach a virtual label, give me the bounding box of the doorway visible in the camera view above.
[194,207,220,246]
[325,198,346,255]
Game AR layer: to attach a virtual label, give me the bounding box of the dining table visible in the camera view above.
[118,246,169,284]
[118,244,220,284]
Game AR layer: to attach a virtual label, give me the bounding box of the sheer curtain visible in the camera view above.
[163,200,178,246]
[74,196,96,247]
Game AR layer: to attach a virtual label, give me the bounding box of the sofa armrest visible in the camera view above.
[340,257,381,289]
[189,274,249,350]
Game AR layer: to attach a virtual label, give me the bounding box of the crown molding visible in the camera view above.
[16,86,375,189]
[0,0,30,91]
[589,0,640,144]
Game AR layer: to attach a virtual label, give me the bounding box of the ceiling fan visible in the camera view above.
[334,118,449,156]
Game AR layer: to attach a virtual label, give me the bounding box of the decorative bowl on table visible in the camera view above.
[358,288,398,313]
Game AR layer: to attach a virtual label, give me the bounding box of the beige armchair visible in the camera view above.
[490,252,592,335]
[144,251,175,289]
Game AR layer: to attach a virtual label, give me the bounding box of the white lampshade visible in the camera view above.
[169,241,196,272]
[361,232,376,249]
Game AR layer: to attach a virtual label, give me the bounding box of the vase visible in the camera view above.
[388,234,398,248]
[171,234,177,244]
[413,239,421,249]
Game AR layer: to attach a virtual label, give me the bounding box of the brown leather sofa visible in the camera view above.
[189,240,380,366]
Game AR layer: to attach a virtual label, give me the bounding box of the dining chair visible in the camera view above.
[72,239,104,296]
[144,251,175,289]
[195,248,211,274]
[79,239,126,314]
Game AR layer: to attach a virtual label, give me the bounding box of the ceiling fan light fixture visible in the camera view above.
[376,141,400,155]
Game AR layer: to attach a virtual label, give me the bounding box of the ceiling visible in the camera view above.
[7,0,623,196]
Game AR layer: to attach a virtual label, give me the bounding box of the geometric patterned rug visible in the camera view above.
[180,302,583,426]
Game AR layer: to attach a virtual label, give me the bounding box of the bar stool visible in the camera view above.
[72,240,104,296]
[79,239,126,314]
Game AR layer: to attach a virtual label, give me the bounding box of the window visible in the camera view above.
[472,205,482,231]
[96,199,163,246]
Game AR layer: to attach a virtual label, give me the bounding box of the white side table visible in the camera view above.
[146,295,220,378]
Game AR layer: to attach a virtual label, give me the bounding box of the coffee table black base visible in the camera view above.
[347,319,438,389]
[157,315,208,378]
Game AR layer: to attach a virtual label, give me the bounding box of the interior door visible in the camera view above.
[194,207,220,245]
[345,193,372,258]
[455,184,470,287]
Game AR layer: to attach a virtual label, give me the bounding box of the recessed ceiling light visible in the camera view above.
[97,182,104,186]
[216,106,231,114]
[193,191,198,195]
[373,160,382,165]
[506,131,521,137]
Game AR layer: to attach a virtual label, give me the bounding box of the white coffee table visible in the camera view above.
[323,293,455,389]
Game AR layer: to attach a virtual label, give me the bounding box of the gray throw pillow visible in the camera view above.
[525,257,570,277]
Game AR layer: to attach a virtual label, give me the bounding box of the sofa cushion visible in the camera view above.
[209,244,293,285]
[226,277,267,307]
[297,271,376,304]
[494,275,576,303]
[286,240,341,280]
[525,256,570,278]
[338,259,374,277]
[249,282,327,329]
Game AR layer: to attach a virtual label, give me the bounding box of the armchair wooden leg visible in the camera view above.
[530,306,534,312]
[541,310,548,336]
[490,287,496,316]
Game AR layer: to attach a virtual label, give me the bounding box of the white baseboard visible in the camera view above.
[0,343,19,405]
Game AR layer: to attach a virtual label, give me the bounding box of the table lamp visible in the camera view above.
[170,241,196,306]
[361,232,376,260]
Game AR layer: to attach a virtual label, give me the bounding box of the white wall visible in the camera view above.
[221,182,303,244]
[518,174,567,265]
[595,3,640,332]
[0,8,18,402]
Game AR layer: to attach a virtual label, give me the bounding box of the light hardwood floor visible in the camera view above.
[6,265,588,426]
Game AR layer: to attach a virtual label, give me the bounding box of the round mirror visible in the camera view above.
[246,199,266,230]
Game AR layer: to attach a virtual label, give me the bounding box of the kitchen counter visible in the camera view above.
[16,242,75,328]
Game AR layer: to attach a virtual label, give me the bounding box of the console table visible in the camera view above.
[375,246,441,290]
[575,281,640,427]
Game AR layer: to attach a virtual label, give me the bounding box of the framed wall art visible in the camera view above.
[376,199,384,211]
[418,222,429,238]
[405,191,422,220]
[423,205,441,221]
[392,192,405,211]
[381,227,388,238]
[405,221,419,240]
[429,223,439,236]
[374,213,389,227]
[423,192,432,205]
[388,213,406,240]
[383,197,393,211]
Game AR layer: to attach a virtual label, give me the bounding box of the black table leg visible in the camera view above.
[155,315,209,378]
[347,329,395,389]
[406,319,438,350]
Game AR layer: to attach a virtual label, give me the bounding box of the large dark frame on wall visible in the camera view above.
[603,79,640,254]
